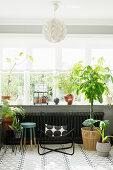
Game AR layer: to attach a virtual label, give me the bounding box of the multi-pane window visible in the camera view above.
[91,49,113,70]
[1,73,24,103]
[62,48,85,70]
[31,48,56,70]
[2,48,26,71]
[0,35,113,105]
[30,73,53,104]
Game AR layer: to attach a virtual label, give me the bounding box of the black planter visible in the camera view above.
[14,131,22,139]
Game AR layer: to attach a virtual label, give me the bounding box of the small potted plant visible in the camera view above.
[95,120,113,157]
[0,99,25,130]
[9,116,23,139]
[55,72,75,105]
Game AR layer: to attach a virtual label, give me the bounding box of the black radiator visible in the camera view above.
[4,112,104,145]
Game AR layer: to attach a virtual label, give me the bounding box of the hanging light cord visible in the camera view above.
[53,1,59,17]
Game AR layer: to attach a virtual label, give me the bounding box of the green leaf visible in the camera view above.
[82,119,100,127]
[6,58,11,63]
[100,120,109,130]
[19,52,23,56]
[29,56,34,62]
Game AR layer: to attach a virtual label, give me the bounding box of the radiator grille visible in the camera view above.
[4,112,104,144]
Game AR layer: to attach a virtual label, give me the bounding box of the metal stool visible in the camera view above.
[20,122,36,151]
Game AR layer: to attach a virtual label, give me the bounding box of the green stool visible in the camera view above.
[20,122,36,151]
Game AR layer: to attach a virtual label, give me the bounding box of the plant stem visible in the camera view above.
[90,98,94,119]
[7,62,16,95]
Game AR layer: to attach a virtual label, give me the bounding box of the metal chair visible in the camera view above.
[38,112,75,155]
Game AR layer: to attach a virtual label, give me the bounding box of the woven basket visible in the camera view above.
[81,127,101,151]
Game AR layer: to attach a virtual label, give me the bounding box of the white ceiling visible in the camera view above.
[0,0,113,25]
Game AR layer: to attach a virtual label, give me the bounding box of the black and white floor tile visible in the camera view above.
[0,144,113,170]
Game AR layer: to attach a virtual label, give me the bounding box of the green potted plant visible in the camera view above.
[55,61,83,105]
[84,119,113,156]
[73,57,113,150]
[95,120,113,157]
[9,116,23,139]
[55,72,76,105]
[0,99,25,130]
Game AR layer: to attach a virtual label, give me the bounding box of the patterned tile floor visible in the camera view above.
[0,144,113,170]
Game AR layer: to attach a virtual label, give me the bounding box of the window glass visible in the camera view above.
[91,49,113,104]
[2,48,26,70]
[62,48,85,70]
[91,49,113,70]
[1,73,24,103]
[30,73,53,104]
[31,48,56,70]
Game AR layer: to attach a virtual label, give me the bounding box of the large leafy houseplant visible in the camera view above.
[72,58,113,150]
[75,58,113,119]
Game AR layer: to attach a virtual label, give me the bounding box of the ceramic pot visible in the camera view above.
[2,118,14,130]
[64,94,74,105]
[54,97,59,105]
[1,96,11,100]
[96,141,111,157]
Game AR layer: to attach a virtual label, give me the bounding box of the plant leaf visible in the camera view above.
[6,58,11,63]
[29,56,33,62]
[83,119,100,127]
[19,52,23,56]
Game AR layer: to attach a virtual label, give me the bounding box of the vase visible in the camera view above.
[54,97,59,105]
[64,94,74,105]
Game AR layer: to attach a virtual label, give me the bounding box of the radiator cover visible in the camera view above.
[4,112,104,145]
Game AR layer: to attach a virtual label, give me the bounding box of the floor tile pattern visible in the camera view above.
[0,144,113,170]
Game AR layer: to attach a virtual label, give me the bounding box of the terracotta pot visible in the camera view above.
[42,98,47,103]
[1,96,11,100]
[34,98,38,103]
[2,118,14,130]
[64,94,74,105]
[81,127,101,151]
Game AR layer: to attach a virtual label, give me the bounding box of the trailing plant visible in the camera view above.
[9,116,23,132]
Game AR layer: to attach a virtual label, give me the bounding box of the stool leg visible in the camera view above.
[20,130,23,150]
[33,127,36,147]
[24,128,26,147]
[20,139,22,150]
[30,128,33,151]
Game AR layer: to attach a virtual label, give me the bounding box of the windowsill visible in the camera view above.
[0,101,112,106]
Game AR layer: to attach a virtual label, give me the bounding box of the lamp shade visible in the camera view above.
[43,18,67,43]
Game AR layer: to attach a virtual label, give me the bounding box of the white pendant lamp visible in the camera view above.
[43,1,67,43]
